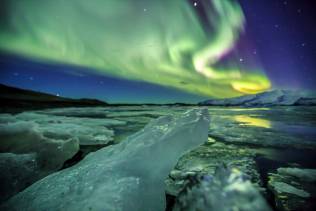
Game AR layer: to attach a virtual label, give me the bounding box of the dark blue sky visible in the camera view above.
[0,0,315,103]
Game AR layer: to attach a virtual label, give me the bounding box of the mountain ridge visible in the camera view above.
[199,89,316,106]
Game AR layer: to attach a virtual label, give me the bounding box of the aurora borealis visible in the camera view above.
[0,0,315,103]
[0,0,271,98]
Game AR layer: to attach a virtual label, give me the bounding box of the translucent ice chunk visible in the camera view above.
[2,108,209,211]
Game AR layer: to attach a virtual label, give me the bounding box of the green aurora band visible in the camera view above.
[0,0,271,98]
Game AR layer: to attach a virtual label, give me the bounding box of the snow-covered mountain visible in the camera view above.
[199,90,316,106]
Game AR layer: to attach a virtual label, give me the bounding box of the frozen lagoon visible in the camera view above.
[0,106,316,210]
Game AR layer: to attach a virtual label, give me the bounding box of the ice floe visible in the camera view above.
[1,108,209,211]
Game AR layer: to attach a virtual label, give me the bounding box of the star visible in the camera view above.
[301,43,306,47]
[194,2,197,7]
[239,58,244,62]
[13,72,19,76]
[143,8,147,12]
[56,93,60,97]
[29,76,34,80]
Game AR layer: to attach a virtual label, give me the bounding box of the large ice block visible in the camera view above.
[2,108,210,211]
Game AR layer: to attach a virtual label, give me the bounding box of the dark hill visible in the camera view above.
[0,84,107,113]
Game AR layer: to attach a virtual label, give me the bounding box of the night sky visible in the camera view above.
[0,0,315,103]
[239,0,316,90]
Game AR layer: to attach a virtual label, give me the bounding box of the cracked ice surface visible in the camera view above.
[173,166,271,211]
[0,110,126,147]
[2,108,209,211]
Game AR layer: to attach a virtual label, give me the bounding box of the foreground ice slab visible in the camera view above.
[2,108,210,211]
[173,166,271,211]
[268,167,316,211]
[165,141,261,196]
[0,153,39,203]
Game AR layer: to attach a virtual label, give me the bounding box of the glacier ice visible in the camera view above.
[0,153,39,203]
[173,165,271,211]
[36,107,110,118]
[1,108,210,211]
[0,121,79,171]
[0,110,126,147]
[268,167,316,211]
[165,142,261,196]
[277,167,316,182]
